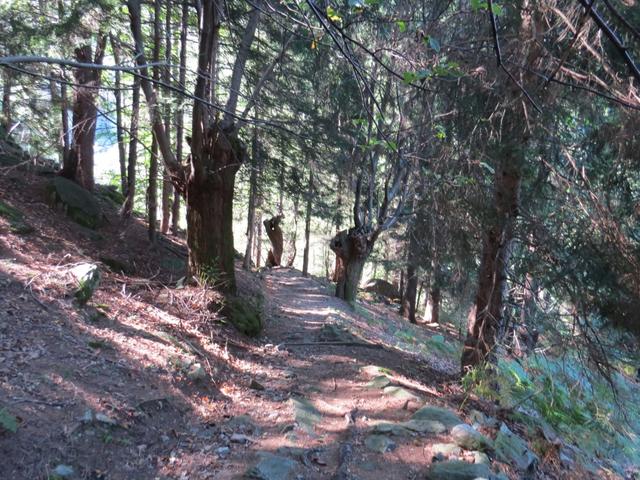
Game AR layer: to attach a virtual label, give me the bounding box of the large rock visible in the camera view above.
[494,423,537,472]
[225,296,262,337]
[0,200,33,234]
[290,397,321,433]
[424,460,492,480]
[364,434,396,453]
[363,279,400,300]
[48,176,103,229]
[70,263,100,305]
[451,424,493,452]
[411,405,463,432]
[245,452,296,480]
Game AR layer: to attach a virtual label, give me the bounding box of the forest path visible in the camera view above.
[217,267,457,480]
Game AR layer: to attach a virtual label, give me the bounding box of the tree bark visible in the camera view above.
[121,76,140,218]
[161,0,173,234]
[60,79,70,164]
[255,211,263,269]
[2,69,11,127]
[428,287,440,324]
[148,0,162,242]
[302,170,313,276]
[461,141,523,370]
[330,228,372,302]
[172,0,188,234]
[61,38,106,191]
[243,124,259,270]
[264,215,284,267]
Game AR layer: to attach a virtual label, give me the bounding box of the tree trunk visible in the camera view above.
[111,35,127,195]
[429,287,440,324]
[186,123,244,292]
[332,175,343,281]
[121,76,140,218]
[399,269,407,317]
[243,125,259,270]
[255,211,263,269]
[60,80,70,164]
[61,38,106,191]
[2,69,11,127]
[302,170,313,276]
[406,264,418,324]
[264,215,284,267]
[461,141,523,371]
[147,0,162,242]
[161,0,173,234]
[330,228,372,303]
[172,0,188,235]
[287,196,298,267]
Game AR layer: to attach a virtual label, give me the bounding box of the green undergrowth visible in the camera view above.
[463,354,640,474]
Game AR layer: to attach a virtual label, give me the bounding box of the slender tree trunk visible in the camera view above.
[461,140,523,370]
[172,0,188,234]
[399,269,407,316]
[255,211,263,269]
[121,76,140,218]
[278,163,285,215]
[287,196,299,267]
[332,175,343,281]
[429,286,441,324]
[243,125,259,270]
[111,35,127,195]
[302,170,313,276]
[62,38,106,191]
[60,80,70,164]
[161,0,173,234]
[2,69,11,127]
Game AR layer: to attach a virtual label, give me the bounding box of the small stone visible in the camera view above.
[246,452,296,480]
[367,375,392,389]
[451,424,493,452]
[215,446,230,457]
[52,464,74,477]
[411,406,463,432]
[70,263,100,305]
[432,443,462,457]
[187,363,206,381]
[364,434,396,453]
[250,379,265,390]
[472,451,490,465]
[230,433,252,444]
[494,422,537,471]
[382,386,422,403]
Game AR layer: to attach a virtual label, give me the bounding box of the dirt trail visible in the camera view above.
[213,267,458,480]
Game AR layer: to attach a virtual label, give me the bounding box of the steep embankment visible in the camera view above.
[0,169,630,480]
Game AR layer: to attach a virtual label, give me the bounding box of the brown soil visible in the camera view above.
[0,170,604,479]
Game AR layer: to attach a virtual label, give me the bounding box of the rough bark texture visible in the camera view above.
[264,215,284,267]
[428,287,440,324]
[61,39,106,191]
[406,264,418,324]
[330,227,372,303]
[461,142,523,370]
[187,123,245,291]
[160,0,173,235]
[148,0,161,242]
[2,69,11,127]
[111,35,127,195]
[172,0,188,235]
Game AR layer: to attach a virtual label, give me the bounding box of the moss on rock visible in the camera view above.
[225,296,262,337]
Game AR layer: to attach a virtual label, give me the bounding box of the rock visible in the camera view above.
[364,434,396,453]
[469,409,498,429]
[424,460,492,480]
[494,423,537,471]
[472,451,490,465]
[318,323,357,342]
[432,443,463,457]
[411,406,463,432]
[52,464,75,478]
[367,375,392,389]
[402,419,447,434]
[451,424,493,452]
[216,446,230,457]
[383,386,422,403]
[230,433,252,444]
[250,379,266,391]
[187,363,206,381]
[245,452,297,480]
[70,263,100,305]
[363,279,400,300]
[373,422,411,436]
[225,296,262,337]
[48,176,103,229]
[227,415,259,434]
[290,397,321,433]
[360,365,391,377]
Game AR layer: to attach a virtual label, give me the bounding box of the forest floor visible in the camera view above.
[0,170,619,480]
